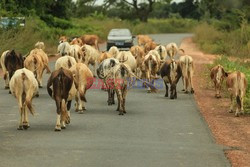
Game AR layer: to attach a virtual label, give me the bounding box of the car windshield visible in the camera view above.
[109,29,131,36]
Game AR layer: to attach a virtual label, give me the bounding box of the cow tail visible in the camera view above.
[236,71,242,109]
[22,72,35,115]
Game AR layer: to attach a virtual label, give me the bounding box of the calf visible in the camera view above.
[47,68,74,131]
[154,45,167,61]
[179,55,194,93]
[226,71,247,117]
[160,60,182,99]
[30,48,51,73]
[210,65,227,98]
[4,50,24,89]
[9,68,39,130]
[70,63,94,113]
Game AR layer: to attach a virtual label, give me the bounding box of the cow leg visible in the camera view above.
[229,94,234,113]
[107,88,114,105]
[22,106,29,130]
[4,72,9,89]
[122,87,128,114]
[93,62,97,77]
[116,89,123,115]
[164,80,168,97]
[76,92,84,114]
[45,65,51,74]
[66,100,71,124]
[184,77,189,93]
[18,105,24,130]
[55,98,61,131]
[111,89,115,104]
[55,114,61,131]
[240,96,244,115]
[190,74,194,94]
[181,76,185,91]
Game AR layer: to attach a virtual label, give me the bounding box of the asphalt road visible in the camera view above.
[0,34,230,167]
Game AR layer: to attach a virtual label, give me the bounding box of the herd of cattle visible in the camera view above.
[0,34,248,131]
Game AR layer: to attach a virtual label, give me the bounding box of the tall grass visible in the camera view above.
[193,21,250,58]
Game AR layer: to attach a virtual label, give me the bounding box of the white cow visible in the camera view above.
[9,68,39,130]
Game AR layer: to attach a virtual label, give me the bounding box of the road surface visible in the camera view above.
[0,34,230,167]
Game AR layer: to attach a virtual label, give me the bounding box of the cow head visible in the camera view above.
[5,50,24,80]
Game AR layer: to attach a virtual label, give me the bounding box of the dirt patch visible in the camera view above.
[180,37,250,166]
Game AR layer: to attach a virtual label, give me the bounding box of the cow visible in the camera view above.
[98,52,112,63]
[70,38,83,47]
[108,46,120,58]
[166,43,178,59]
[69,44,84,63]
[55,56,77,71]
[137,35,153,47]
[154,45,167,61]
[57,42,71,56]
[1,50,10,88]
[69,63,94,113]
[144,41,157,54]
[47,68,74,131]
[210,65,227,98]
[226,71,247,117]
[59,36,68,43]
[30,48,51,73]
[24,49,49,88]
[160,60,182,99]
[4,50,24,91]
[81,44,100,77]
[9,68,39,130]
[35,41,45,50]
[143,51,161,92]
[130,45,145,77]
[116,51,137,72]
[179,54,194,93]
[80,35,99,50]
[97,58,120,105]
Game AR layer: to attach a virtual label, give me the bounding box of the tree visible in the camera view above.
[104,0,156,22]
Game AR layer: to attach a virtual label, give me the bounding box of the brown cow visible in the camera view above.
[70,63,94,113]
[160,60,182,99]
[47,68,74,131]
[137,35,153,46]
[130,45,145,77]
[210,65,227,98]
[144,41,157,54]
[4,50,24,91]
[226,71,247,117]
[80,35,99,50]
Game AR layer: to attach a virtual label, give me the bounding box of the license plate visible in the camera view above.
[115,41,124,46]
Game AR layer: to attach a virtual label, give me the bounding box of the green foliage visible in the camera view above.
[193,21,250,58]
[40,15,73,29]
[210,56,250,111]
